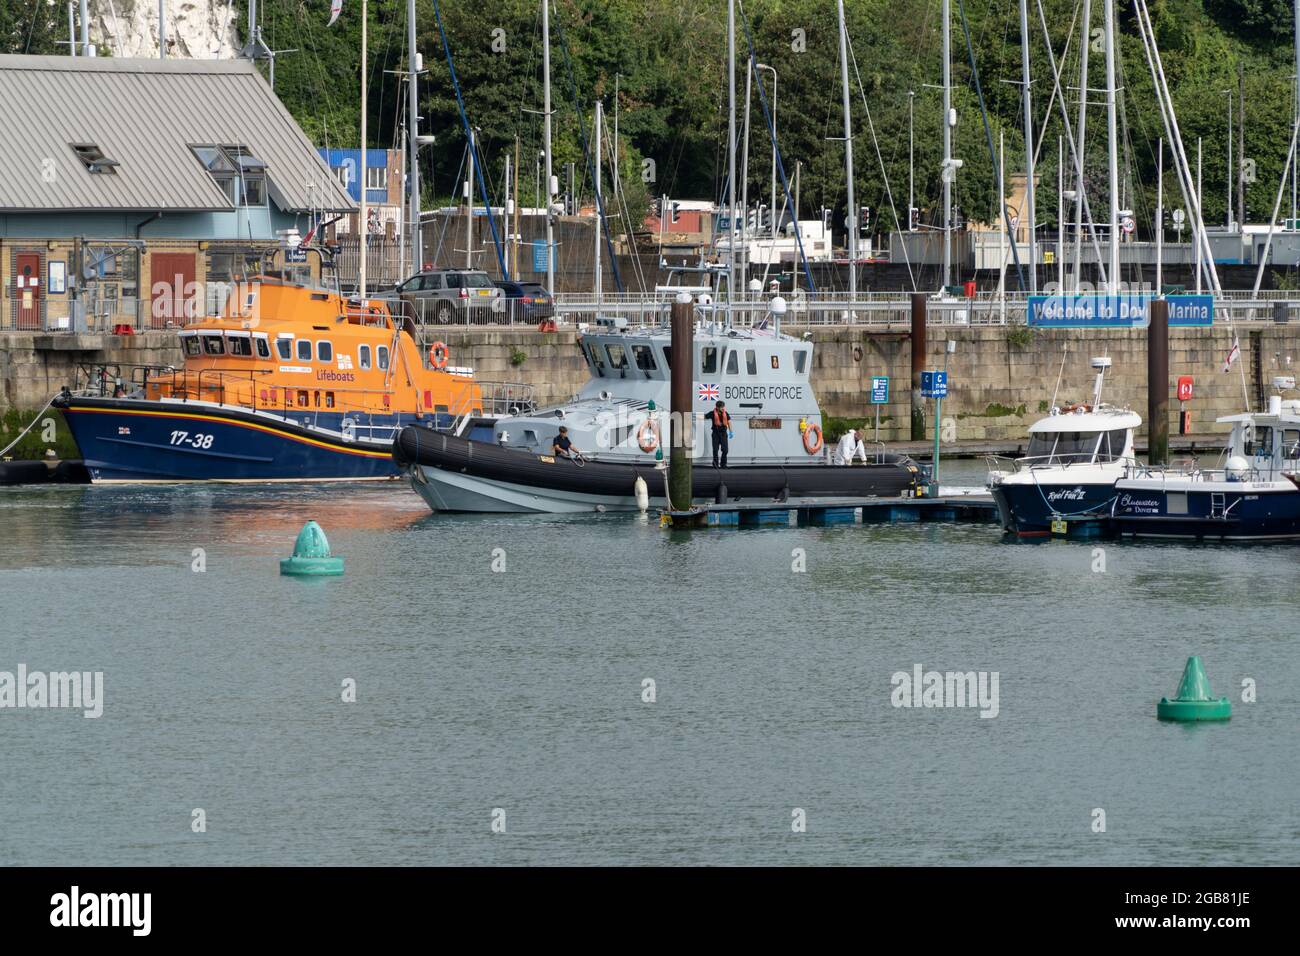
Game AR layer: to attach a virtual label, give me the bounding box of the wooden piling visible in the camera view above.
[1148,297,1170,466]
[669,295,694,509]
[910,292,927,440]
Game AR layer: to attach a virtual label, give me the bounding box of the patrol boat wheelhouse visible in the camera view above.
[395,310,920,512]
[1111,379,1300,540]
[55,276,524,481]
[986,357,1141,535]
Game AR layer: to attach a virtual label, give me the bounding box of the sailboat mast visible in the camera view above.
[941,0,952,290]
[1018,0,1035,292]
[1103,0,1120,292]
[728,0,738,309]
[594,100,603,307]
[359,0,368,299]
[1072,0,1089,293]
[407,0,421,272]
[837,0,857,298]
[542,0,556,295]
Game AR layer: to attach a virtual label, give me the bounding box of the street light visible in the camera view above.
[756,63,777,241]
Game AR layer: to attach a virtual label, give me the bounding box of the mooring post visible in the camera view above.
[1148,297,1170,466]
[669,292,694,510]
[910,292,927,440]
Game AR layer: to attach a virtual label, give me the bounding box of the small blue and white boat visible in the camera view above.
[1111,379,1300,541]
[987,357,1141,536]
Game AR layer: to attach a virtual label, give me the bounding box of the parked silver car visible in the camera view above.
[385,269,504,324]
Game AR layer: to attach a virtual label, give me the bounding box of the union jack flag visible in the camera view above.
[697,383,719,402]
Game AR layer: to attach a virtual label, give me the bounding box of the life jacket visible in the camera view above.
[709,408,730,429]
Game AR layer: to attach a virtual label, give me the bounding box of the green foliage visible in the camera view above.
[2,1,66,55]
[242,0,1300,242]
[1006,325,1033,348]
[509,346,527,365]
[1,408,80,460]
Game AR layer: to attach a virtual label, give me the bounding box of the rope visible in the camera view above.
[0,395,58,459]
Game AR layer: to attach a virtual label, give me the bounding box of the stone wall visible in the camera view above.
[5,323,1298,444]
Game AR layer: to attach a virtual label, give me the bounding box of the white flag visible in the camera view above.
[1222,336,1240,373]
[328,0,343,26]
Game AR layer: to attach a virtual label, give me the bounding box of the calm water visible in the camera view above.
[0,462,1296,866]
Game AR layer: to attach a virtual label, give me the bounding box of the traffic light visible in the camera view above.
[859,206,872,235]
[671,201,681,223]
[909,206,920,231]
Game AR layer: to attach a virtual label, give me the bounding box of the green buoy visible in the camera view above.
[1157,656,1231,721]
[279,521,344,576]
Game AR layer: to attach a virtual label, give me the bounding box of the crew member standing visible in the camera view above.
[707,400,732,468]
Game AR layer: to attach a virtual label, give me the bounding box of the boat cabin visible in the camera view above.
[1218,398,1300,480]
[1020,406,1140,467]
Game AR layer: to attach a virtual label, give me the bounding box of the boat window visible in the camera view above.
[1283,429,1300,457]
[325,392,335,409]
[317,341,333,363]
[255,337,271,358]
[297,389,308,406]
[276,338,291,360]
[359,345,372,370]
[228,335,252,357]
[661,346,671,370]
[725,349,738,375]
[794,350,807,375]
[700,346,718,374]
[745,349,757,375]
[1098,428,1129,460]
[606,344,628,369]
[202,334,225,355]
[182,336,201,357]
[1245,426,1274,457]
[377,345,390,370]
[313,390,321,408]
[1167,492,1189,515]
[1056,432,1099,463]
[297,339,312,362]
[586,341,606,375]
[632,344,657,372]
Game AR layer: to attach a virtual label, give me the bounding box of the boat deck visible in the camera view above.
[662,494,999,528]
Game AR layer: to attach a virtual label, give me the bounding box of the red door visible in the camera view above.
[15,253,42,330]
[150,253,196,328]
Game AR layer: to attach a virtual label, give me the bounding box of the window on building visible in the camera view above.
[191,145,267,208]
[317,341,333,363]
[297,340,312,362]
[366,166,388,191]
[71,144,119,174]
[358,345,372,370]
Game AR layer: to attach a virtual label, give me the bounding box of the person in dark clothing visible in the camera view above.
[706,400,732,468]
[552,425,580,458]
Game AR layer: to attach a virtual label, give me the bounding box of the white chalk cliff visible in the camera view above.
[87,0,239,60]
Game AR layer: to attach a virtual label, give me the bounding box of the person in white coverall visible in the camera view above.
[834,428,869,465]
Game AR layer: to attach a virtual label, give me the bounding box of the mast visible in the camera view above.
[1018,0,1035,292]
[1156,137,1164,293]
[1072,0,1090,293]
[1103,0,1119,292]
[727,0,738,310]
[1227,90,1233,228]
[407,0,422,272]
[741,59,751,293]
[1294,0,1299,225]
[542,0,555,295]
[159,1,166,58]
[941,0,953,289]
[594,100,603,307]
[465,128,474,270]
[513,136,521,276]
[837,0,857,298]
[80,0,89,55]
[359,0,368,299]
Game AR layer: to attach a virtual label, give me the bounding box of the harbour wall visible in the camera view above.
[3,325,1298,444]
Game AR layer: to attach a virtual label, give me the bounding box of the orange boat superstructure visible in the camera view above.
[56,277,527,481]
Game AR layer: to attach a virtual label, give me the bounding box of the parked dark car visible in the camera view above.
[494,280,556,323]
[380,269,503,324]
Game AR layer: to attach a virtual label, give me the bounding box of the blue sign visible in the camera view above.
[921,370,948,399]
[532,240,549,272]
[1167,294,1214,326]
[870,376,890,404]
[285,246,308,264]
[1027,294,1150,327]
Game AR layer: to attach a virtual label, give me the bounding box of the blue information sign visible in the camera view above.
[1167,294,1214,326]
[532,240,549,272]
[921,370,948,399]
[870,376,889,404]
[1027,294,1149,328]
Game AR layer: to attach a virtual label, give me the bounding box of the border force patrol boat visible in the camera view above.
[54,276,528,481]
[394,307,921,513]
[1110,379,1300,540]
[986,357,1141,535]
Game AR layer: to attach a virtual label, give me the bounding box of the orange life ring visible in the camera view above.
[428,341,449,369]
[637,418,661,453]
[802,422,824,455]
